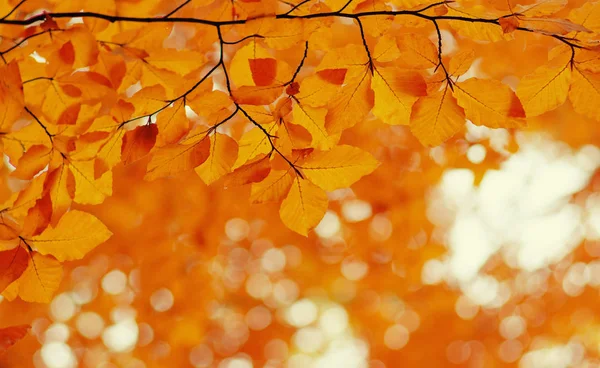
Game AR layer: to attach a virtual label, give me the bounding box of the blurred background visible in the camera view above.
[2,103,600,367]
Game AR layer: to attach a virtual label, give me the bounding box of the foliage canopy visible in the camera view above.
[1,0,600,365]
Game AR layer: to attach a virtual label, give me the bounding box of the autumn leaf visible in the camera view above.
[299,146,379,191]
[250,169,294,203]
[196,133,239,185]
[410,88,466,146]
[516,63,571,117]
[569,68,600,121]
[7,253,63,303]
[292,102,334,150]
[29,210,112,262]
[453,78,526,128]
[145,134,211,180]
[0,246,28,293]
[0,325,30,354]
[122,124,159,164]
[372,67,426,125]
[279,177,328,236]
[249,58,278,86]
[0,62,24,132]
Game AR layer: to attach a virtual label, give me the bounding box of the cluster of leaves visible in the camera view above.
[0,0,598,340]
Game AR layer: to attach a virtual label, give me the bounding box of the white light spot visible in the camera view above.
[341,259,368,281]
[245,273,272,300]
[455,295,478,320]
[384,324,409,350]
[319,306,348,336]
[315,211,340,238]
[220,357,253,368]
[150,288,174,312]
[342,200,372,222]
[101,270,127,295]
[41,342,76,368]
[102,319,139,353]
[264,339,288,361]
[421,259,445,285]
[76,312,104,340]
[446,340,471,364]
[272,279,299,306]
[245,306,272,331]
[499,315,526,340]
[50,293,76,322]
[45,323,70,343]
[467,144,486,164]
[369,214,392,241]
[498,339,523,363]
[225,218,250,242]
[189,344,213,367]
[261,248,286,273]
[293,327,324,353]
[286,299,318,327]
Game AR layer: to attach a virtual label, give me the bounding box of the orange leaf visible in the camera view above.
[410,87,466,146]
[0,325,30,354]
[29,210,112,262]
[122,124,159,165]
[249,58,278,86]
[499,16,520,33]
[0,61,24,132]
[0,247,28,294]
[317,69,347,85]
[279,177,328,236]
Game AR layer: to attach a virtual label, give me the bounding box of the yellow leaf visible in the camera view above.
[29,210,112,262]
[449,49,475,77]
[372,67,426,125]
[515,0,567,17]
[230,42,274,87]
[250,169,293,203]
[453,78,526,128]
[299,145,379,191]
[569,1,600,32]
[15,253,63,303]
[316,44,369,80]
[196,133,239,185]
[373,35,401,63]
[325,72,374,134]
[0,62,24,132]
[233,124,277,169]
[145,135,211,181]
[69,160,112,205]
[292,103,333,150]
[295,75,340,107]
[518,17,591,35]
[145,50,206,76]
[156,99,190,146]
[129,85,168,118]
[569,68,600,121]
[410,88,465,146]
[279,178,328,236]
[395,34,438,69]
[516,64,571,117]
[447,7,508,42]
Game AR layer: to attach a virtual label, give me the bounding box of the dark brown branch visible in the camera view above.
[0,29,62,58]
[24,106,53,142]
[222,34,264,45]
[431,19,453,91]
[356,18,374,74]
[286,41,309,85]
[163,0,191,18]
[1,0,26,20]
[0,6,586,54]
[284,0,312,16]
